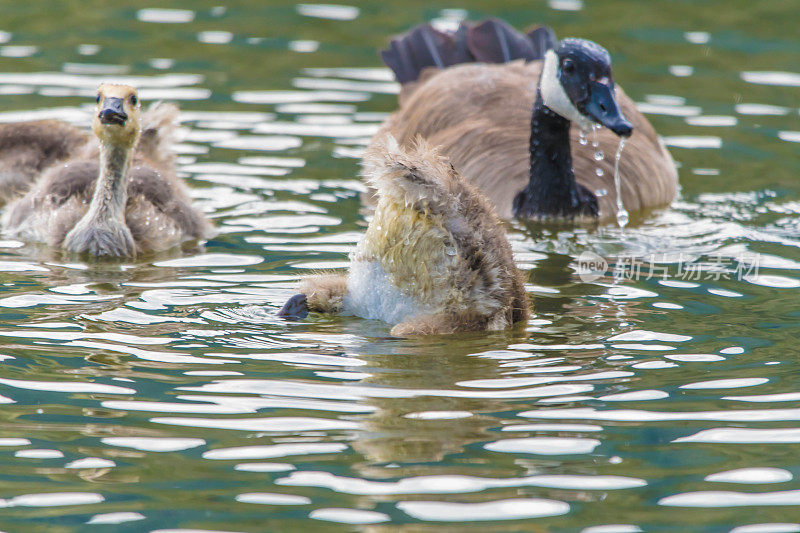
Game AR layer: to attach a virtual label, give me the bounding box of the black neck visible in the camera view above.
[512,91,598,219]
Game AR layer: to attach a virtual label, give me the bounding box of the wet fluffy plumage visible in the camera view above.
[3,156,210,253]
[297,135,529,336]
[0,120,89,205]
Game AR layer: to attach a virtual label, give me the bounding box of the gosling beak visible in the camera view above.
[584,81,633,137]
[98,97,127,126]
[278,294,309,319]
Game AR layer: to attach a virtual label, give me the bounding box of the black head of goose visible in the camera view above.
[519,37,632,219]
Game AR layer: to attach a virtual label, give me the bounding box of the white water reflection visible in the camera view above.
[581,526,642,533]
[235,492,311,505]
[0,492,104,508]
[523,408,800,422]
[741,71,800,87]
[234,463,296,472]
[65,458,116,469]
[484,437,601,455]
[204,443,346,460]
[705,468,792,484]
[309,508,390,524]
[404,411,472,420]
[15,449,64,459]
[681,378,768,389]
[87,512,146,524]
[730,525,800,533]
[674,428,800,443]
[100,437,206,452]
[663,136,722,149]
[397,498,569,521]
[0,377,134,394]
[0,439,31,446]
[179,378,597,400]
[233,90,369,104]
[597,390,669,401]
[152,416,359,432]
[275,471,646,494]
[296,4,360,20]
[137,8,195,23]
[660,489,800,507]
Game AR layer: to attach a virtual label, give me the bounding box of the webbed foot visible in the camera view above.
[278,294,309,319]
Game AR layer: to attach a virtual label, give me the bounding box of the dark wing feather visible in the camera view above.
[382,19,557,83]
[381,23,474,83]
[526,25,557,60]
[467,18,538,63]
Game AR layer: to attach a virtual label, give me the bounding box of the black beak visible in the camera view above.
[584,81,633,137]
[98,97,127,126]
[277,294,309,319]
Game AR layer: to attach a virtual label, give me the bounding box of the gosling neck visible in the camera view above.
[85,141,132,222]
[512,90,598,219]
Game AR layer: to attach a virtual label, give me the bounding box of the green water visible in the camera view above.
[0,1,799,531]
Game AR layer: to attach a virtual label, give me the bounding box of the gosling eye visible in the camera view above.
[129,94,138,106]
[562,58,575,75]
[96,94,101,103]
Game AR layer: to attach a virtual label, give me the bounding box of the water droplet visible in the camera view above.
[578,129,588,146]
[613,137,628,229]
[595,188,608,197]
[616,209,629,228]
[595,168,604,176]
[594,150,604,161]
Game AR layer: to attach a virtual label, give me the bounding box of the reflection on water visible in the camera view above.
[0,0,799,531]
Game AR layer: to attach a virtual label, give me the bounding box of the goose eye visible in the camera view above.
[130,95,138,106]
[562,58,575,74]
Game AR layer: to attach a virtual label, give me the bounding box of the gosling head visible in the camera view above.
[93,84,141,148]
[539,38,633,137]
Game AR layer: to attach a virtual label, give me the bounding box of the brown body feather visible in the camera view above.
[374,61,678,221]
[0,120,89,205]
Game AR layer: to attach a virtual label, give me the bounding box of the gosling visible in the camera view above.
[279,135,529,336]
[1,84,213,257]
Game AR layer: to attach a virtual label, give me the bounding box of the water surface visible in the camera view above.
[0,1,799,531]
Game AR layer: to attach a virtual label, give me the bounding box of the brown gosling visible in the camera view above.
[279,135,529,336]
[1,84,213,257]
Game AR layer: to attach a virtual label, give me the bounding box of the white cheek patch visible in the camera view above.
[540,50,591,129]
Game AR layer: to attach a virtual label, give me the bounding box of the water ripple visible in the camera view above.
[0,3,797,530]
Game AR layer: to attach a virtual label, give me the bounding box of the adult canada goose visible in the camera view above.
[1,84,213,257]
[373,19,678,222]
[279,134,528,336]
